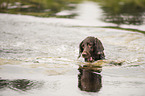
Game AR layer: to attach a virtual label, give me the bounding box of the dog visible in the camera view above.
[78,36,105,62]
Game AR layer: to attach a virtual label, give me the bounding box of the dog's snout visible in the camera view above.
[82,52,88,57]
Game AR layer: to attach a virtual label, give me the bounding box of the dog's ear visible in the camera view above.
[78,41,83,58]
[95,38,104,55]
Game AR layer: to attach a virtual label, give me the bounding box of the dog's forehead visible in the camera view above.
[83,37,96,44]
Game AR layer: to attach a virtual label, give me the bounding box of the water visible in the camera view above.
[0,1,145,96]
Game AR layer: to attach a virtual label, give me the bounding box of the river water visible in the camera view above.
[0,1,145,96]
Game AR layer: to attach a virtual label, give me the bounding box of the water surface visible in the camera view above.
[0,1,145,96]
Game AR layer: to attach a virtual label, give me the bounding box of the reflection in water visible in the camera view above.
[1,0,145,25]
[78,64,102,92]
[95,0,145,25]
[0,0,81,17]
[0,79,43,91]
[0,79,8,89]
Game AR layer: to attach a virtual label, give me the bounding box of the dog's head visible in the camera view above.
[78,36,105,62]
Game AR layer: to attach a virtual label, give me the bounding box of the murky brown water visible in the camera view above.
[0,1,145,96]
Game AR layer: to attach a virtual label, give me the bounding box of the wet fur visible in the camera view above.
[78,36,105,62]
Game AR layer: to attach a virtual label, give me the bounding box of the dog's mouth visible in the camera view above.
[86,57,94,62]
[81,52,94,62]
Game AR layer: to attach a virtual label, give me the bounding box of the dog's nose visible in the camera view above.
[82,52,87,57]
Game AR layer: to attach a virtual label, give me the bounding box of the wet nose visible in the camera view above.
[82,52,88,57]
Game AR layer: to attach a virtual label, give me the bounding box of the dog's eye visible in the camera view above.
[88,43,92,47]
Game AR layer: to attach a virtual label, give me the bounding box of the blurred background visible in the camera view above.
[0,0,145,26]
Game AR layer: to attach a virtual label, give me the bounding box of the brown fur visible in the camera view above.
[78,36,105,62]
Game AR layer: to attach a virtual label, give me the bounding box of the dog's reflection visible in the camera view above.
[78,64,102,92]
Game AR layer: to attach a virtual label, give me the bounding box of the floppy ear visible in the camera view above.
[78,41,83,58]
[95,38,104,54]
